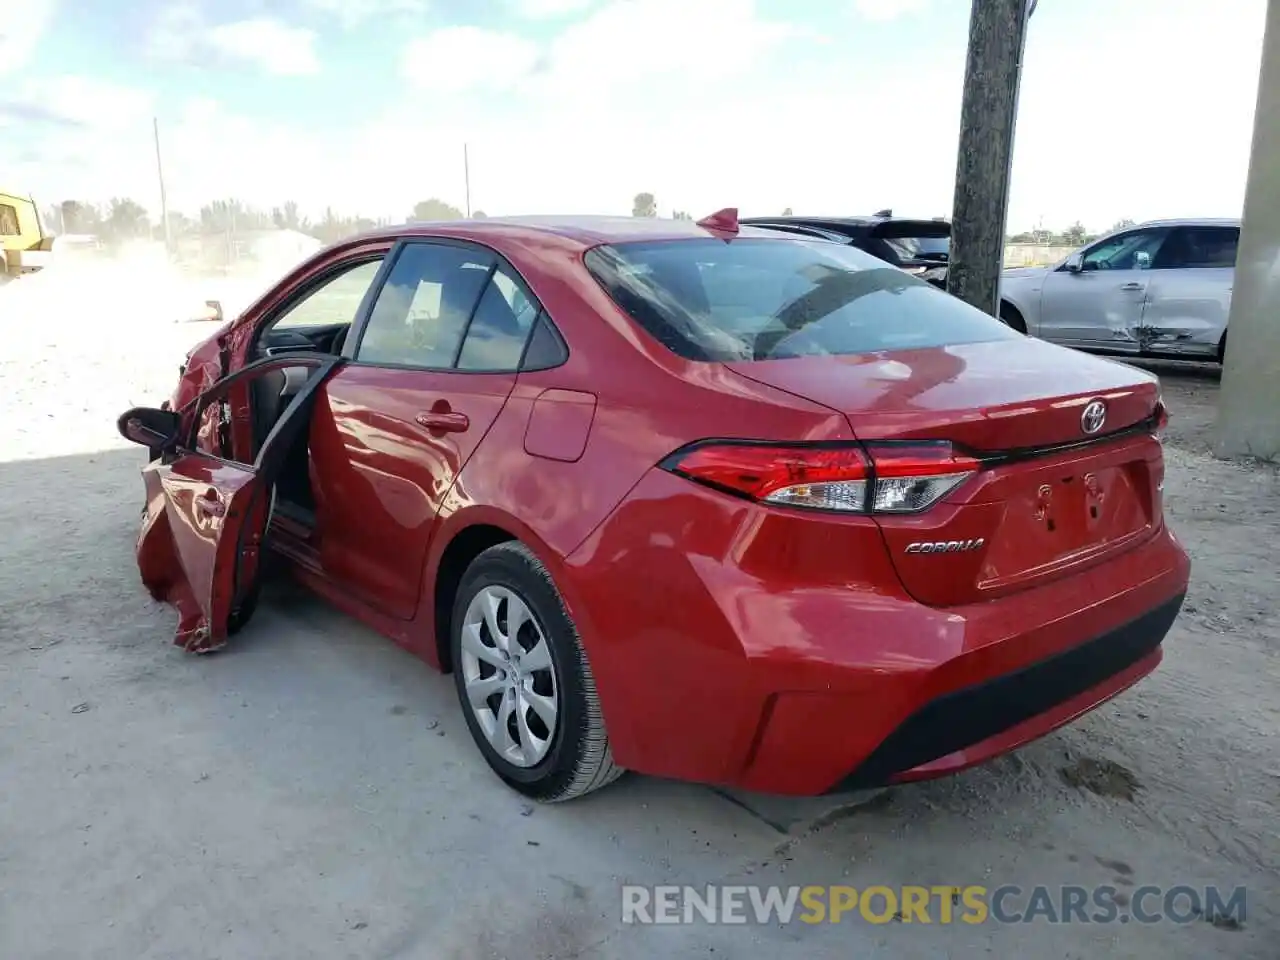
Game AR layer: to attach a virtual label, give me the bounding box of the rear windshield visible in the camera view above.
[882,235,949,261]
[583,238,1015,362]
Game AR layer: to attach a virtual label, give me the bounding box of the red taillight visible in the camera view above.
[661,441,978,514]
[1153,399,1169,440]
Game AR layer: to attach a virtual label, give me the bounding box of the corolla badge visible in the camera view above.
[1080,399,1108,435]
[905,538,985,555]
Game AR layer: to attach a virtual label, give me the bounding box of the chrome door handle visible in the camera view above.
[415,411,470,433]
[1120,282,1145,291]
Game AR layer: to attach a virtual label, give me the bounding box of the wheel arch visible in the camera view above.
[425,507,591,675]
[999,298,1028,333]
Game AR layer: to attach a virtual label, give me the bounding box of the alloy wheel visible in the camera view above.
[459,585,559,768]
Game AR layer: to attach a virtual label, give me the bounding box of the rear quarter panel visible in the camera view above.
[418,236,855,672]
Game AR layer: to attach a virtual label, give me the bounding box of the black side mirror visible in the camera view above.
[117,406,182,451]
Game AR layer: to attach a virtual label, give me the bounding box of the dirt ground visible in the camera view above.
[0,291,1276,959]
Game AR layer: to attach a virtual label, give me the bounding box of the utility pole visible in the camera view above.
[464,143,472,217]
[153,117,172,254]
[1216,0,1280,460]
[946,0,1035,316]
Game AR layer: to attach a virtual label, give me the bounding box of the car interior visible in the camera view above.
[240,260,383,522]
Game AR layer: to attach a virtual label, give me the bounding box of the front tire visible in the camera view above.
[451,542,623,802]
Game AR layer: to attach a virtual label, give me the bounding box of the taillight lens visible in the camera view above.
[661,441,978,514]
[1153,399,1169,440]
[865,444,981,513]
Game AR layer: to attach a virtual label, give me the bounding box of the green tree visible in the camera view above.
[411,198,464,221]
[200,199,272,235]
[104,197,149,240]
[672,210,692,221]
[632,192,657,217]
[272,200,307,231]
[1109,218,1136,233]
[163,211,195,238]
[473,210,488,219]
[1061,221,1088,246]
[48,200,102,234]
[782,207,793,215]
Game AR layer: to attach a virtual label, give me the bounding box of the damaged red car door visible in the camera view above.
[120,354,344,652]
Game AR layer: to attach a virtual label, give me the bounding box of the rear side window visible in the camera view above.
[881,235,949,261]
[456,266,540,371]
[1154,226,1239,269]
[584,238,1017,362]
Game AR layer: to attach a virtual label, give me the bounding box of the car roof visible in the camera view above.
[351,215,790,250]
[1134,217,1242,229]
[740,214,951,229]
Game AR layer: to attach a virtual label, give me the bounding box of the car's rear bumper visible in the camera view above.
[826,592,1180,791]
[564,469,1191,796]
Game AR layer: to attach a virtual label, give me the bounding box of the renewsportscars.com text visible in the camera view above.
[621,884,1247,926]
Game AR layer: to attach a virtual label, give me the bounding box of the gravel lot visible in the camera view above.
[1,271,1276,959]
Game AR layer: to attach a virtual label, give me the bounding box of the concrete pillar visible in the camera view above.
[947,0,1032,317]
[1215,0,1280,460]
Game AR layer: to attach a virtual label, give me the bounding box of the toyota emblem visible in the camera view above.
[1080,399,1108,435]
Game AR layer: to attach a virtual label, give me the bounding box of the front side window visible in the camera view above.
[0,204,19,236]
[1081,229,1168,272]
[356,243,494,368]
[584,237,1018,362]
[271,258,384,330]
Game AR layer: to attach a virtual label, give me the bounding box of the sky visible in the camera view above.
[0,0,1268,232]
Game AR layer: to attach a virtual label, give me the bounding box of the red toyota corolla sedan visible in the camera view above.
[118,211,1190,802]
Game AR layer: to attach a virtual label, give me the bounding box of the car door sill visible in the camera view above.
[267,523,324,575]
[273,497,316,531]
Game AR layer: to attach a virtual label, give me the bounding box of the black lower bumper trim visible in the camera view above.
[829,592,1185,792]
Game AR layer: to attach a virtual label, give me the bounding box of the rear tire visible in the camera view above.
[450,541,624,802]
[999,301,1027,334]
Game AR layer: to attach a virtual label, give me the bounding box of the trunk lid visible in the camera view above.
[724,338,1159,451]
[724,338,1165,605]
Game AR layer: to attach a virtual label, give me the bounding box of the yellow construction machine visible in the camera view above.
[1,191,56,282]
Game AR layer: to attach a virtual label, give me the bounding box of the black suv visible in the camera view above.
[740,211,951,288]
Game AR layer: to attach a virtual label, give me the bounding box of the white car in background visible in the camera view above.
[999,218,1239,364]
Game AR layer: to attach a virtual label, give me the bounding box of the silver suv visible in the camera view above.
[999,218,1238,363]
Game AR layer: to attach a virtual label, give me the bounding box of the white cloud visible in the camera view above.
[145,7,320,76]
[145,1,205,62]
[511,0,596,19]
[853,0,928,21]
[303,0,429,30]
[207,18,320,76]
[0,0,57,75]
[402,0,805,103]
[402,27,540,93]
[537,0,803,95]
